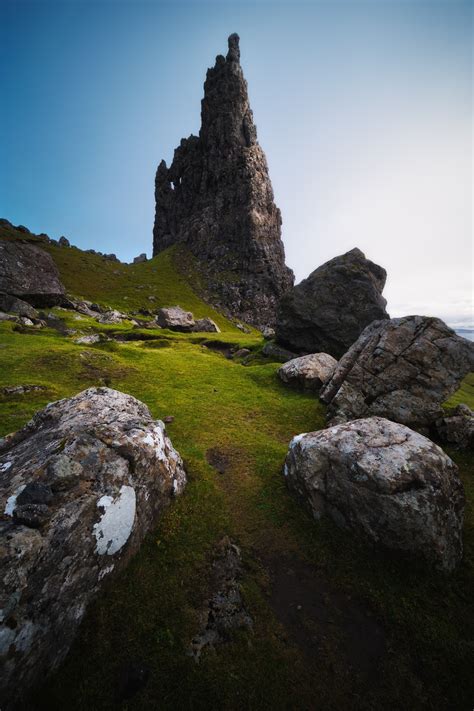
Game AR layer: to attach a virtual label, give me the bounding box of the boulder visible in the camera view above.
[0,292,38,319]
[157,306,195,332]
[262,326,275,340]
[278,353,337,392]
[192,317,220,333]
[434,404,474,450]
[133,253,147,264]
[0,240,66,307]
[284,417,464,572]
[58,236,70,247]
[0,387,186,706]
[320,316,474,432]
[276,248,389,358]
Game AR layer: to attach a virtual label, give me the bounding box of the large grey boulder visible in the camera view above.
[284,417,464,572]
[320,315,474,433]
[278,353,337,392]
[0,387,186,707]
[0,240,66,307]
[434,404,474,450]
[157,305,195,332]
[276,248,389,358]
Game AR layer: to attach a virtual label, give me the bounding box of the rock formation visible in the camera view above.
[320,315,474,433]
[0,239,66,307]
[153,34,294,328]
[284,417,465,572]
[276,248,389,358]
[278,353,337,392]
[0,387,186,706]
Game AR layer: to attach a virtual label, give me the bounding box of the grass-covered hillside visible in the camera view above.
[1,229,473,710]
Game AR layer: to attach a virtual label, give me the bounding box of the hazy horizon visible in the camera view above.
[1,0,472,329]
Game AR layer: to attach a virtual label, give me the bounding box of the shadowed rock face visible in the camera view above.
[0,240,66,307]
[276,248,389,358]
[0,387,186,708]
[153,34,294,328]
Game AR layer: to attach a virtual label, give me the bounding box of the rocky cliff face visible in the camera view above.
[153,34,294,328]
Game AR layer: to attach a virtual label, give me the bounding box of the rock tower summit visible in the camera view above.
[153,33,294,327]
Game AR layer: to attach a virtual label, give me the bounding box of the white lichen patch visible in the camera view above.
[290,433,307,449]
[0,461,12,472]
[4,485,26,517]
[98,564,115,581]
[93,485,136,556]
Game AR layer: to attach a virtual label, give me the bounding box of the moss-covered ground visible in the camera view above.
[0,232,473,710]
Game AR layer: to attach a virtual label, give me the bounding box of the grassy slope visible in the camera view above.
[0,231,473,710]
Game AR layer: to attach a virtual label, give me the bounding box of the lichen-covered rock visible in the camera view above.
[284,417,464,571]
[0,240,66,307]
[0,387,186,707]
[278,353,337,392]
[157,306,195,332]
[320,316,474,432]
[153,34,294,328]
[276,248,389,358]
[192,317,220,333]
[434,404,474,450]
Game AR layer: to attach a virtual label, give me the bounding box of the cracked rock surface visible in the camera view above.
[153,34,293,329]
[0,387,186,707]
[320,315,474,432]
[284,417,464,572]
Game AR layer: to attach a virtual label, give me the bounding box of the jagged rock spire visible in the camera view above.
[153,34,294,328]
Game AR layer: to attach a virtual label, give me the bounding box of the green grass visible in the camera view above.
[1,229,473,710]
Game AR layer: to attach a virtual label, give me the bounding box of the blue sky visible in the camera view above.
[0,0,472,327]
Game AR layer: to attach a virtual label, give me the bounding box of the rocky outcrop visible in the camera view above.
[153,34,294,328]
[276,248,389,358]
[278,353,337,392]
[320,316,474,433]
[133,253,147,264]
[284,417,464,571]
[0,387,186,707]
[0,240,66,307]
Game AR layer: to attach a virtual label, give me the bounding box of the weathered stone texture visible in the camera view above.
[0,387,186,707]
[320,315,474,433]
[284,417,464,571]
[153,34,293,328]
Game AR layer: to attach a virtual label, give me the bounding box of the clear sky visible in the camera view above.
[1,0,472,328]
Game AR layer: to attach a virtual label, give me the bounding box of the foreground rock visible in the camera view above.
[320,316,474,433]
[278,353,337,392]
[189,537,253,660]
[276,248,389,358]
[284,417,464,572]
[0,240,66,307]
[153,34,294,328]
[0,387,186,706]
